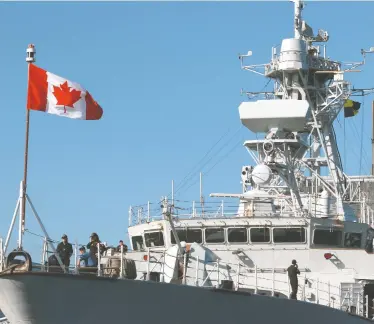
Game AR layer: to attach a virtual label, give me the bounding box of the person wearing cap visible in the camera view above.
[287,259,300,300]
[86,232,105,266]
[87,232,99,250]
[56,234,73,268]
[116,240,128,253]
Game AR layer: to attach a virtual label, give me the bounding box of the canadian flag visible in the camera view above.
[27,63,103,120]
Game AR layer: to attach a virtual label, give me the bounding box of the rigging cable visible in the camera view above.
[173,125,243,196]
[204,136,245,176]
[332,125,343,173]
[161,127,233,203]
[348,119,371,173]
[359,97,365,175]
[180,136,245,194]
[174,128,232,192]
[343,116,346,171]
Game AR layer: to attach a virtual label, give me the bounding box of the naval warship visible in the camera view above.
[0,1,374,323]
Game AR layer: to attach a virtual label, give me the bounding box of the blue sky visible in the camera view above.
[0,1,373,259]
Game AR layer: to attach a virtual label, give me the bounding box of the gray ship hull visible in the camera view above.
[0,272,370,324]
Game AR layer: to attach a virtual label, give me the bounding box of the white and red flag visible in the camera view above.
[27,63,103,120]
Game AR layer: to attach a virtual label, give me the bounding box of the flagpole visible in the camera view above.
[19,107,30,249]
[372,100,374,175]
[18,44,36,250]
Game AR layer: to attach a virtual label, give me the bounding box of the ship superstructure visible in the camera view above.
[124,0,374,318]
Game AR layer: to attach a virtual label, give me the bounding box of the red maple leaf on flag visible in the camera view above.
[52,81,82,112]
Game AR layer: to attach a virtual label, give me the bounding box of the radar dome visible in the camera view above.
[251,164,272,185]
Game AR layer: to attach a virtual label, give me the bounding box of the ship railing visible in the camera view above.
[359,196,374,226]
[130,249,372,318]
[128,196,345,226]
[264,54,340,76]
[39,243,131,279]
[128,200,248,225]
[304,175,374,206]
[4,239,372,319]
[366,302,374,320]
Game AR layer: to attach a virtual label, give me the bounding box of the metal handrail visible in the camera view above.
[128,190,374,227]
[1,239,373,320]
[130,250,373,318]
[0,244,373,320]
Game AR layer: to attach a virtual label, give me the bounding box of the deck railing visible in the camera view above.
[1,242,373,321]
[128,195,374,227]
[127,249,373,319]
[35,245,370,319]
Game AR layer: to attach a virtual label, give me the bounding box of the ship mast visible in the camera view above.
[293,0,303,40]
[237,0,374,220]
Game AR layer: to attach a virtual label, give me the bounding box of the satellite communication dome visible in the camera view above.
[251,164,272,185]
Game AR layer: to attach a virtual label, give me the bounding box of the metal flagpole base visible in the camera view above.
[25,194,66,273]
[1,180,66,273]
[3,198,20,256]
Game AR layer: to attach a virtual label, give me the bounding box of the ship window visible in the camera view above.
[144,231,165,247]
[344,232,362,248]
[131,235,145,251]
[250,227,270,243]
[205,228,225,243]
[273,228,306,243]
[170,229,203,244]
[313,229,342,247]
[227,228,248,243]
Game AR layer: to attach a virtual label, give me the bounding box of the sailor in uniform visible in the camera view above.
[287,259,300,300]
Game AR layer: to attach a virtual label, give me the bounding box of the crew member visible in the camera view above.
[86,232,105,266]
[78,246,88,268]
[116,240,128,253]
[56,234,73,268]
[287,259,300,300]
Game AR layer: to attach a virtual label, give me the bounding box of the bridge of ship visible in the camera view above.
[127,214,372,254]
